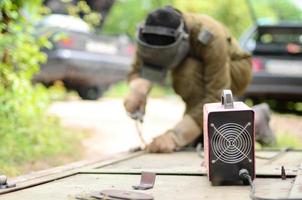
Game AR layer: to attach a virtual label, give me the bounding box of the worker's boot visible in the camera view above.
[253,103,276,146]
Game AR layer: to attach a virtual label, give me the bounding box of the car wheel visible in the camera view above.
[78,86,102,100]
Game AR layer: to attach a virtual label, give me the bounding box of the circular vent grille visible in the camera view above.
[210,122,252,164]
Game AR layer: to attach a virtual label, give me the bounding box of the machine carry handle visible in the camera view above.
[221,89,234,109]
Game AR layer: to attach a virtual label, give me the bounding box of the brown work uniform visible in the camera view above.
[128,13,252,131]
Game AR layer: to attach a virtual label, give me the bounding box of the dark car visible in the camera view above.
[34,14,135,100]
[239,23,302,102]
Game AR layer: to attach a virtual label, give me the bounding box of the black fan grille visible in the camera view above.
[210,122,252,164]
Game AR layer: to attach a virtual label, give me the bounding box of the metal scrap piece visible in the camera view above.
[97,189,153,200]
[132,172,156,190]
[0,175,16,189]
[90,191,118,200]
[281,166,286,180]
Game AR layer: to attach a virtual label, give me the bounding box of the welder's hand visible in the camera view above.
[147,130,178,153]
[124,78,152,117]
[124,89,147,116]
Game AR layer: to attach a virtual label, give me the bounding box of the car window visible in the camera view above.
[38,14,91,33]
[258,31,302,44]
[251,26,302,55]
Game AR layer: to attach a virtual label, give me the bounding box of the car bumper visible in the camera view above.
[34,49,133,86]
[244,73,302,101]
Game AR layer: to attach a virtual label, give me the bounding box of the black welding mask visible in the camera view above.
[136,11,190,82]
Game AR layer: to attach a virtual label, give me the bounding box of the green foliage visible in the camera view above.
[102,0,172,37]
[66,0,101,28]
[103,0,301,38]
[0,0,83,176]
[252,0,302,23]
[173,0,252,38]
[102,0,251,38]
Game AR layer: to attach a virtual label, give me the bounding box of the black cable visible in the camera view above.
[239,169,302,200]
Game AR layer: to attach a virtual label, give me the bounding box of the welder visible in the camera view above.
[124,6,275,153]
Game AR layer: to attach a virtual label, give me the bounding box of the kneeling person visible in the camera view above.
[124,6,275,153]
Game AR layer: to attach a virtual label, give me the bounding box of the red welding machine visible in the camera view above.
[203,90,255,185]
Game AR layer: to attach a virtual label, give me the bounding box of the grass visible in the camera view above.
[0,116,86,177]
[103,82,129,98]
[256,133,302,150]
[275,132,302,149]
[104,81,175,98]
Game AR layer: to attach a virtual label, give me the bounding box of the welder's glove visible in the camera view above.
[253,103,276,146]
[147,115,201,153]
[147,130,178,153]
[124,78,152,116]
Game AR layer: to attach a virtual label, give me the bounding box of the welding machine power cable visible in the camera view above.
[239,169,302,200]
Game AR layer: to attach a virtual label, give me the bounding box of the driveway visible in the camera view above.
[48,97,302,159]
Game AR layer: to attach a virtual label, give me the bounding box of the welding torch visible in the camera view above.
[128,109,147,149]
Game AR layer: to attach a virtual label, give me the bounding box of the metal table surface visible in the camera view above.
[0,150,302,200]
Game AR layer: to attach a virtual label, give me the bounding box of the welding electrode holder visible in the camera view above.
[128,110,144,123]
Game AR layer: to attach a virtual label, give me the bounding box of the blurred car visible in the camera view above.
[240,23,302,101]
[34,14,135,100]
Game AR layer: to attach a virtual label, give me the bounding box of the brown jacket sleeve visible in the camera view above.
[127,52,143,82]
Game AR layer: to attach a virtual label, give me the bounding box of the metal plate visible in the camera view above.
[132,172,156,190]
[1,151,302,199]
[100,189,153,200]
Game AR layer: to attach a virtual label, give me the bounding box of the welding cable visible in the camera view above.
[127,111,147,149]
[239,169,302,200]
[195,143,204,158]
[135,119,147,147]
[128,121,147,153]
[255,148,292,161]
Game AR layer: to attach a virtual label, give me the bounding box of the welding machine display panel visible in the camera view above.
[207,110,255,183]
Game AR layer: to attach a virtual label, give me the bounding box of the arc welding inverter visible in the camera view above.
[203,90,255,185]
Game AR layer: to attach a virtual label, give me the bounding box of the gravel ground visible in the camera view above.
[48,97,302,159]
[271,112,302,141]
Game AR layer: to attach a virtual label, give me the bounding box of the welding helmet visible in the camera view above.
[136,6,190,82]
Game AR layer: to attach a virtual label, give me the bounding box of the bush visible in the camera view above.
[0,0,83,176]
